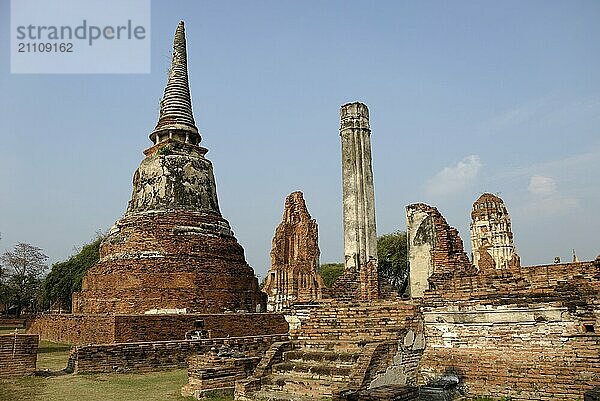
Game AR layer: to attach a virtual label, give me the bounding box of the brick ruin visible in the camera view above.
[262,191,325,311]
[0,333,38,377]
[229,189,599,401]
[15,21,598,401]
[406,203,476,298]
[28,21,274,366]
[406,197,600,399]
[71,21,265,314]
[470,192,520,270]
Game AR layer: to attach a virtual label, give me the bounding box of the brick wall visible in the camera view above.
[68,334,288,374]
[420,308,600,400]
[424,260,599,309]
[27,314,116,344]
[28,313,289,344]
[0,318,26,328]
[290,301,422,346]
[112,313,289,342]
[0,334,38,377]
[182,355,261,398]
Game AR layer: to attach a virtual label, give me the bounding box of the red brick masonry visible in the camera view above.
[0,333,38,377]
[28,313,289,344]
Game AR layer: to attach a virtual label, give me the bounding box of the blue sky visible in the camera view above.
[0,0,599,278]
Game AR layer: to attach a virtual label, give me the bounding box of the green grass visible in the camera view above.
[0,337,233,401]
[0,369,197,401]
[37,340,72,371]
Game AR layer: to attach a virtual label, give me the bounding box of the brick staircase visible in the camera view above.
[235,301,423,401]
[235,342,361,400]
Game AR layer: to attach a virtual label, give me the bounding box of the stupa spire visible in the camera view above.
[150,21,200,145]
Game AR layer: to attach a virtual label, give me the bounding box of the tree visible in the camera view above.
[42,237,102,312]
[0,243,48,316]
[318,263,344,287]
[377,231,409,294]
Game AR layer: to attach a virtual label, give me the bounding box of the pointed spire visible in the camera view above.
[150,21,200,145]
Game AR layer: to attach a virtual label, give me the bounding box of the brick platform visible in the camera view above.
[28,313,289,344]
[0,333,38,377]
[68,334,288,374]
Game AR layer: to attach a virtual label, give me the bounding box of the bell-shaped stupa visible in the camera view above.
[72,21,266,314]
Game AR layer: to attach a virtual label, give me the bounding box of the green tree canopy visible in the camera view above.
[0,243,48,316]
[317,231,408,292]
[318,263,344,287]
[377,230,408,294]
[42,237,102,312]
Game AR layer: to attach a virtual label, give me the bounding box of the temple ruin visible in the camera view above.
[71,21,265,314]
[18,20,599,401]
[28,22,284,351]
[470,192,520,270]
[262,191,325,311]
[406,203,475,298]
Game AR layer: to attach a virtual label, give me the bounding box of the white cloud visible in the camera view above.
[528,175,557,196]
[521,174,578,216]
[426,155,482,196]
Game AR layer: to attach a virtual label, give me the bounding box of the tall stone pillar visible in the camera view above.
[340,102,378,300]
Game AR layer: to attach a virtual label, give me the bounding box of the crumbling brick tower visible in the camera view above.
[470,193,520,270]
[72,21,266,314]
[337,102,379,300]
[262,191,325,311]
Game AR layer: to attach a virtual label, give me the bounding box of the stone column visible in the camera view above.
[340,102,378,299]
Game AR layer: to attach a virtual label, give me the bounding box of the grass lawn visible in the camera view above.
[0,369,198,401]
[0,335,233,401]
[36,339,72,371]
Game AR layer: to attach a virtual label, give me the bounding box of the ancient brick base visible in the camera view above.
[235,301,424,400]
[68,334,288,374]
[28,313,289,344]
[0,333,38,377]
[420,306,600,400]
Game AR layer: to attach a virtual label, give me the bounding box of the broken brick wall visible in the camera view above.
[289,300,422,347]
[0,334,38,377]
[69,334,288,374]
[420,309,600,400]
[409,202,600,399]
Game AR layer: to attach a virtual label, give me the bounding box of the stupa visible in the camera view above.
[72,21,266,314]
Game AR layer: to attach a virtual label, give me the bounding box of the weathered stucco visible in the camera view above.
[340,102,378,272]
[127,140,220,215]
[406,205,435,298]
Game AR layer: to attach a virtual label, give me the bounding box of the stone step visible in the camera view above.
[247,389,330,401]
[259,374,344,398]
[284,349,359,365]
[272,361,352,381]
[292,340,368,353]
